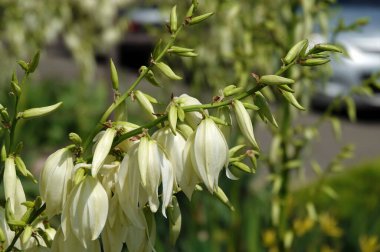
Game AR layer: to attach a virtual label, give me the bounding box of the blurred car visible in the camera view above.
[117,5,165,68]
[312,0,380,111]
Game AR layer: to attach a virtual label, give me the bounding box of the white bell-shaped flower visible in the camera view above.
[181,132,201,199]
[152,126,186,191]
[4,157,26,219]
[39,148,74,218]
[61,176,108,247]
[138,137,174,216]
[190,118,229,193]
[116,144,145,228]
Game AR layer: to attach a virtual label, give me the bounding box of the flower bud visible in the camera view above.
[17,102,62,119]
[279,90,305,110]
[170,5,178,33]
[283,39,308,64]
[232,100,259,149]
[168,103,178,135]
[223,85,244,97]
[190,118,229,193]
[39,148,74,217]
[168,46,195,53]
[154,62,182,80]
[299,58,330,66]
[28,50,40,74]
[92,128,116,177]
[188,12,214,25]
[134,90,157,120]
[11,81,21,97]
[69,132,82,145]
[259,75,295,86]
[109,59,119,91]
[308,43,343,54]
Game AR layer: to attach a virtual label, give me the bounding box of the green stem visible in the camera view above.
[5,203,46,252]
[82,24,185,154]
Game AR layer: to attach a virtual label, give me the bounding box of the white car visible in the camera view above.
[313,0,380,111]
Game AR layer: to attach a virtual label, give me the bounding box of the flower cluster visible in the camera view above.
[34,93,258,250]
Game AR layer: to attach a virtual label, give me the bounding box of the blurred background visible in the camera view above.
[0,0,380,251]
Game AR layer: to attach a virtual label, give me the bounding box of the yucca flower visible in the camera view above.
[152,126,186,191]
[52,227,100,252]
[190,118,229,193]
[39,148,74,218]
[61,176,108,248]
[138,137,174,217]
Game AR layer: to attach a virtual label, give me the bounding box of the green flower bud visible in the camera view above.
[283,39,308,65]
[229,145,245,158]
[175,52,198,57]
[17,60,29,72]
[155,62,182,80]
[146,70,161,87]
[11,81,21,97]
[259,75,295,86]
[188,12,214,25]
[28,50,40,73]
[308,43,343,54]
[69,132,82,145]
[134,90,157,120]
[231,161,253,173]
[279,90,305,110]
[299,58,330,66]
[170,5,178,33]
[223,85,244,97]
[17,102,62,119]
[168,46,195,53]
[109,59,119,91]
[214,186,234,211]
[186,4,195,18]
[168,103,178,135]
[242,102,259,110]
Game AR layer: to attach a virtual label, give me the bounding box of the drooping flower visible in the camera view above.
[51,227,100,252]
[39,148,74,218]
[152,126,186,191]
[138,136,174,216]
[61,176,108,248]
[190,118,229,193]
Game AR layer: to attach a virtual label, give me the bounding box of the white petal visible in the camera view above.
[92,128,116,177]
[4,157,17,213]
[192,118,229,193]
[69,177,109,244]
[158,148,174,217]
[233,100,259,149]
[40,148,74,217]
[138,137,149,187]
[181,132,200,199]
